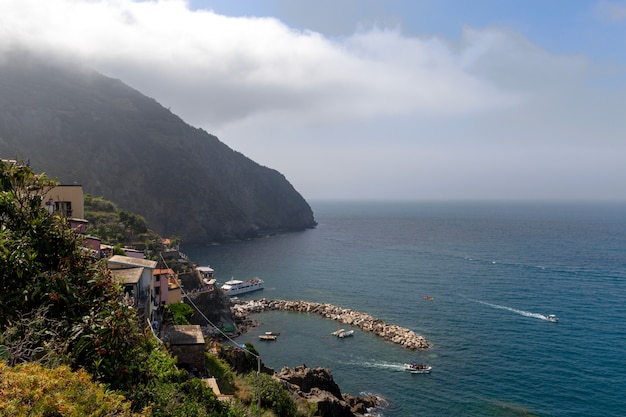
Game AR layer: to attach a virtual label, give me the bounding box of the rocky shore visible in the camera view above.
[276,365,382,417]
[232,298,429,350]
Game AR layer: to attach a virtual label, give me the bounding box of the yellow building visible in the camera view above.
[42,185,84,219]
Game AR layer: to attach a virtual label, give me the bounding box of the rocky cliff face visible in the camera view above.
[0,52,316,243]
[276,366,381,417]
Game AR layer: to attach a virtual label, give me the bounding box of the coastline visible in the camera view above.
[231,298,429,350]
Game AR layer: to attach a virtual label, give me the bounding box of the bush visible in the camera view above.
[166,302,194,325]
[0,362,147,416]
[244,372,297,417]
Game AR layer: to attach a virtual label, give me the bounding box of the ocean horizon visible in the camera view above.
[183,200,626,417]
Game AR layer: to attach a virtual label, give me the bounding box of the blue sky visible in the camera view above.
[1,0,625,200]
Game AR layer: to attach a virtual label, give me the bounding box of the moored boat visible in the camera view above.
[404,363,432,374]
[331,328,345,336]
[331,328,354,338]
[258,334,277,341]
[220,277,264,296]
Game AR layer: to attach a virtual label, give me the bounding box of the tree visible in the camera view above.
[0,160,144,385]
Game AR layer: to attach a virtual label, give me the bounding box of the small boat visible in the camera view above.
[258,334,277,341]
[404,363,432,374]
[331,328,354,338]
[545,314,559,322]
[265,331,281,336]
[331,328,346,336]
[220,277,264,296]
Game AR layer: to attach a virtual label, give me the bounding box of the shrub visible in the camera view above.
[166,302,194,325]
[0,362,147,416]
[244,372,298,417]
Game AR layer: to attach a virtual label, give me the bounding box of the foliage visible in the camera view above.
[205,352,236,394]
[166,302,194,325]
[84,194,158,247]
[136,377,228,417]
[0,362,147,417]
[244,372,298,417]
[113,243,127,256]
[0,161,224,413]
[219,343,260,374]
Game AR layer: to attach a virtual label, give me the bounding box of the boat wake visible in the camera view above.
[343,359,406,372]
[467,298,550,321]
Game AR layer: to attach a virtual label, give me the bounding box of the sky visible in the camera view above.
[1,0,625,201]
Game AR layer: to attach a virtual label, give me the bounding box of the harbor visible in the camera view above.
[231,298,429,350]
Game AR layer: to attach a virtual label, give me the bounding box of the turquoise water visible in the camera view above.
[183,200,626,416]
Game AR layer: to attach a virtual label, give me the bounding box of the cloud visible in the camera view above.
[1,0,624,199]
[0,0,520,128]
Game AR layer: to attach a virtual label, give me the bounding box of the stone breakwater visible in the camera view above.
[232,298,429,350]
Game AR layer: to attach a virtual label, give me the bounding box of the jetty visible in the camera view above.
[231,298,429,350]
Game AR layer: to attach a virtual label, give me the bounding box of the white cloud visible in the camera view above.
[0,0,624,199]
[0,0,519,127]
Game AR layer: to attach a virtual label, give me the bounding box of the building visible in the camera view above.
[108,255,158,324]
[42,185,84,220]
[161,325,206,371]
[153,268,182,305]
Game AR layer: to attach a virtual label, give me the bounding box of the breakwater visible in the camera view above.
[231,298,429,350]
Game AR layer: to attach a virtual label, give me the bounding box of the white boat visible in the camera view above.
[258,334,277,341]
[331,328,354,338]
[331,328,345,336]
[404,363,432,374]
[338,330,354,338]
[545,314,559,322]
[220,278,264,296]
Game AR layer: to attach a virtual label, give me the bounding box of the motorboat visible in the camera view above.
[404,363,432,374]
[545,314,559,322]
[258,334,277,341]
[331,328,346,336]
[220,278,264,296]
[331,328,354,338]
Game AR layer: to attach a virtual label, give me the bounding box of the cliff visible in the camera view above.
[0,52,316,244]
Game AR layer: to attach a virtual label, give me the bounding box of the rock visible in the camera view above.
[275,366,379,417]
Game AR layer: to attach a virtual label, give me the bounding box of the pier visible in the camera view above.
[232,298,429,350]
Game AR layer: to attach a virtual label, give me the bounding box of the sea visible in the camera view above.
[182,200,626,417]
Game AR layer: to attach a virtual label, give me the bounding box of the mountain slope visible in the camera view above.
[0,53,316,243]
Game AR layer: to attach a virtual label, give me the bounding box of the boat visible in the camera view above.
[404,363,432,374]
[265,331,281,336]
[220,277,264,296]
[331,328,345,336]
[331,328,354,338]
[337,330,354,338]
[258,334,277,341]
[545,314,559,322]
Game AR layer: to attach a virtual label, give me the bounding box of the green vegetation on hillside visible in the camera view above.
[84,194,160,249]
[0,160,231,416]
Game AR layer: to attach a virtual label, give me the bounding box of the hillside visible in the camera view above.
[0,52,316,244]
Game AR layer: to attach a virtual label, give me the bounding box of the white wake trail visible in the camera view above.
[468,298,549,320]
